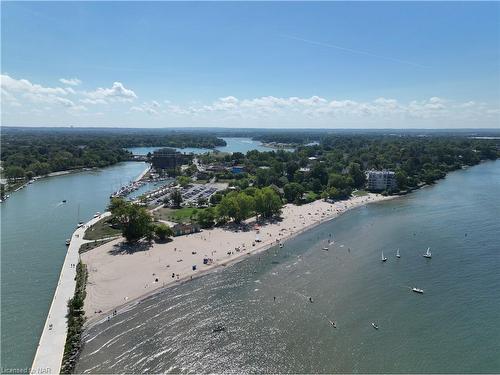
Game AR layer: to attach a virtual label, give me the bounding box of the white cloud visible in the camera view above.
[59,77,82,86]
[2,74,68,96]
[130,101,160,115]
[85,82,137,103]
[160,95,498,125]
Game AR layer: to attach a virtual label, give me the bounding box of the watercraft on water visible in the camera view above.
[371,322,379,329]
[322,247,329,251]
[212,325,226,333]
[329,320,337,328]
[423,247,432,258]
[62,200,67,203]
[412,287,424,294]
[381,251,387,262]
[396,248,400,258]
[279,243,283,248]
[65,239,71,246]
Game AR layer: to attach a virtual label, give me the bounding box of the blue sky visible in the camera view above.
[2,2,499,128]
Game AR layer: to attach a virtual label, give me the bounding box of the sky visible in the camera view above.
[1,1,499,129]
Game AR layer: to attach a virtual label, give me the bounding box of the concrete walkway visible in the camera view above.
[31,212,111,374]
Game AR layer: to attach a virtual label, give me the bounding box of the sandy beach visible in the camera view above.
[82,193,392,325]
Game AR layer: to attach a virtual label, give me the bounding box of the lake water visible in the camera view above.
[127,137,293,155]
[0,162,149,372]
[76,161,500,373]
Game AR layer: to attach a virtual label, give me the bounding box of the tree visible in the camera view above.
[5,166,25,180]
[197,207,216,228]
[108,198,154,243]
[255,187,282,219]
[154,223,174,241]
[348,162,366,188]
[283,182,305,203]
[176,176,192,188]
[170,189,183,208]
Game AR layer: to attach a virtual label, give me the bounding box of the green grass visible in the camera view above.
[79,238,115,253]
[352,189,369,197]
[83,217,121,240]
[153,207,198,223]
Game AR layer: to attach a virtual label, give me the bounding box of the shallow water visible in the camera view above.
[0,162,148,371]
[76,161,500,373]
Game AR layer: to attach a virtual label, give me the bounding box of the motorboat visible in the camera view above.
[65,239,71,246]
[322,247,329,251]
[412,287,424,294]
[423,247,432,258]
[381,251,387,262]
[371,322,379,330]
[396,248,400,258]
[212,325,226,333]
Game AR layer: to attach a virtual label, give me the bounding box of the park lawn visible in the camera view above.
[153,207,198,223]
[84,217,121,240]
[79,238,115,253]
[352,189,369,197]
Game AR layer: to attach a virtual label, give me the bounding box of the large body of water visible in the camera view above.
[0,162,149,371]
[127,137,292,155]
[76,161,500,373]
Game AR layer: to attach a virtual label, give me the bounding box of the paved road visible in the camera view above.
[31,213,111,374]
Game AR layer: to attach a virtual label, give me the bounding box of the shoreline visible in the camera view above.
[82,193,395,329]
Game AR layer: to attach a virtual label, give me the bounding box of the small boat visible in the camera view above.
[93,214,99,218]
[322,247,329,251]
[212,325,225,333]
[381,251,387,262]
[77,222,84,228]
[396,248,400,258]
[279,243,284,248]
[423,247,432,258]
[65,239,71,246]
[371,322,379,330]
[62,200,67,203]
[412,287,424,294]
[328,320,337,328]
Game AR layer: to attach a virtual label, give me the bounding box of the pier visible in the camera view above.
[31,213,111,374]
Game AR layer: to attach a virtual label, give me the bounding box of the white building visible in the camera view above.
[367,170,397,191]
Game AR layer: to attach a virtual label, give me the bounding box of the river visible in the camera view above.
[0,162,149,371]
[127,137,293,155]
[75,161,500,373]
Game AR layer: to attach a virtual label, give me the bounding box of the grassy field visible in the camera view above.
[153,207,198,223]
[352,189,369,197]
[79,238,115,253]
[83,217,121,240]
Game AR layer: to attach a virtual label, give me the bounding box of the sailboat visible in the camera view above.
[423,247,432,258]
[396,248,400,258]
[381,251,387,262]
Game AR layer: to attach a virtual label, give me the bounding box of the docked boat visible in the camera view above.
[65,239,71,246]
[412,287,424,294]
[77,222,84,228]
[396,248,400,258]
[371,322,379,329]
[381,251,387,262]
[423,247,432,258]
[279,243,284,248]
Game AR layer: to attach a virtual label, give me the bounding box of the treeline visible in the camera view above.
[196,187,283,228]
[0,128,226,180]
[61,261,87,374]
[200,135,499,197]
